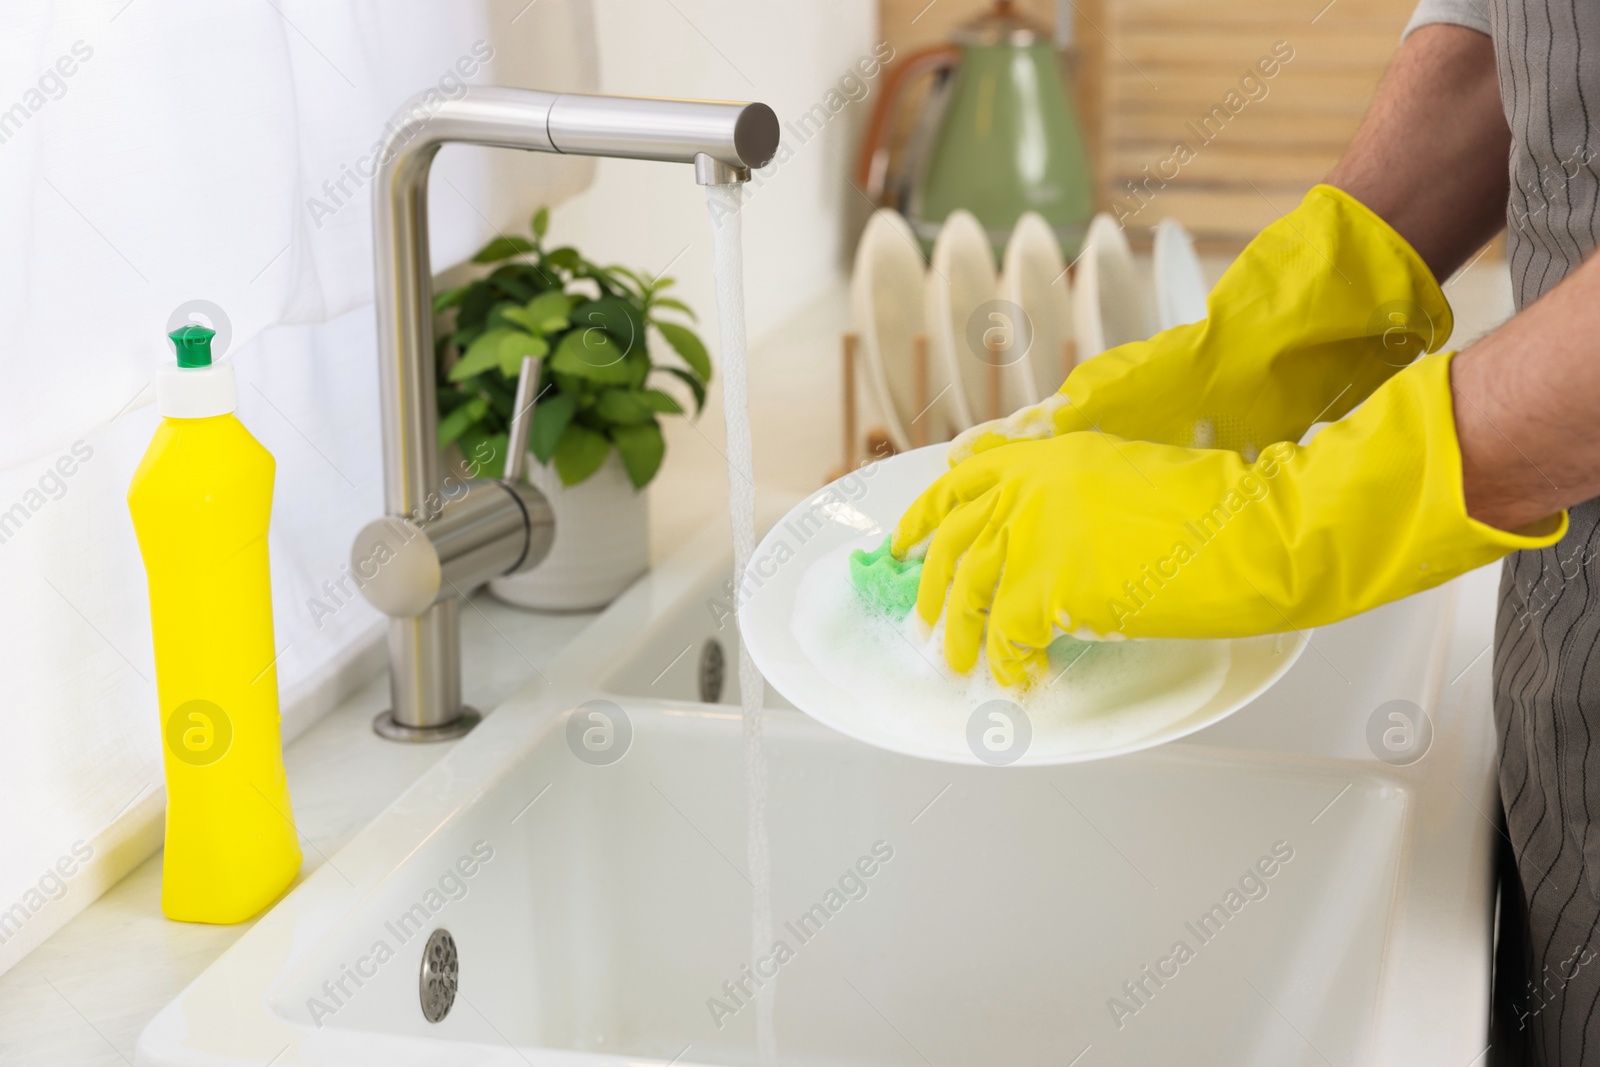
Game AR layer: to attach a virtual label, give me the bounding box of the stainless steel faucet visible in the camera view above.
[352,87,779,741]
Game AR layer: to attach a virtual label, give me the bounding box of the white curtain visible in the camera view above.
[0,0,597,972]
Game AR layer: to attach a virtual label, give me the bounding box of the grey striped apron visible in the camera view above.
[1480,0,1600,1061]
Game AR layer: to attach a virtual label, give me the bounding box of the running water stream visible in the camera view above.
[705,183,777,1066]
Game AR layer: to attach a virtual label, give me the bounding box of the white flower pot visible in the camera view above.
[489,451,650,611]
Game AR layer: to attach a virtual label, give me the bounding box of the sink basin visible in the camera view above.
[137,518,1499,1066]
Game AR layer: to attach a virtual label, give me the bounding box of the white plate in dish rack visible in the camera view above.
[1153,216,1210,330]
[851,208,954,451]
[1000,210,1076,399]
[1074,212,1155,358]
[739,445,1308,765]
[925,208,1001,429]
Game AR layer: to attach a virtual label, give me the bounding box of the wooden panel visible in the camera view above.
[1111,144,1343,185]
[1112,71,1385,112]
[1116,187,1288,235]
[1105,0,1410,249]
[1114,31,1401,69]
[1113,111,1366,146]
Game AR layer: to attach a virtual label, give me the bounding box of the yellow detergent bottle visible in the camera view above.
[128,324,302,923]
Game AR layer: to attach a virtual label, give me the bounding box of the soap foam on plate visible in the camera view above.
[792,539,1234,759]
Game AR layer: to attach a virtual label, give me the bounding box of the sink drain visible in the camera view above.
[699,639,726,704]
[419,928,458,1023]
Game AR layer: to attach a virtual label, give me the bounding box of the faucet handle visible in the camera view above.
[503,354,540,483]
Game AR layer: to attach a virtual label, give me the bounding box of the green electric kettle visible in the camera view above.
[857,0,1095,255]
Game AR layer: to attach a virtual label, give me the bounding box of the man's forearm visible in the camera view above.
[1323,21,1589,535]
[1453,253,1600,533]
[1324,21,1581,533]
[1328,24,1509,279]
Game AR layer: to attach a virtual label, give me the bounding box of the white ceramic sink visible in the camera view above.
[136,518,1500,1066]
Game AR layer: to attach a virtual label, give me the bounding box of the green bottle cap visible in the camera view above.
[169,324,216,369]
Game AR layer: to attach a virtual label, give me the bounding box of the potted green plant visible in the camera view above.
[433,207,712,609]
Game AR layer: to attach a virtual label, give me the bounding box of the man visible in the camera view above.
[895,9,1600,1063]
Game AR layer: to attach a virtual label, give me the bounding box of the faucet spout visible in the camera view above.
[361,87,778,740]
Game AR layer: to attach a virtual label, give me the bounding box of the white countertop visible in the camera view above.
[0,595,598,1066]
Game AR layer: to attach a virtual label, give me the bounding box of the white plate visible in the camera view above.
[1153,216,1210,330]
[1000,211,1075,399]
[925,208,998,431]
[850,209,948,451]
[741,446,1309,766]
[1073,212,1154,359]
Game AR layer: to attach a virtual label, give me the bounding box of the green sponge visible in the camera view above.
[849,536,923,620]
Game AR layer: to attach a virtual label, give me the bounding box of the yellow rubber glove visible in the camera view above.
[894,351,1564,686]
[952,184,1452,462]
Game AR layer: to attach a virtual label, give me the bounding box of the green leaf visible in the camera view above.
[593,389,646,425]
[594,387,682,426]
[661,366,707,415]
[433,286,468,313]
[623,347,651,389]
[437,395,489,447]
[498,306,541,334]
[501,262,558,294]
[654,320,712,382]
[545,246,580,272]
[484,304,516,332]
[531,206,549,239]
[531,289,574,318]
[472,234,536,264]
[553,422,611,486]
[530,262,564,289]
[637,388,684,414]
[451,328,514,381]
[650,298,697,321]
[495,331,549,377]
[581,261,621,288]
[457,284,495,329]
[552,369,590,398]
[611,421,665,489]
[503,290,574,334]
[489,269,535,303]
[459,428,507,477]
[550,329,633,384]
[529,392,576,463]
[571,296,645,357]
